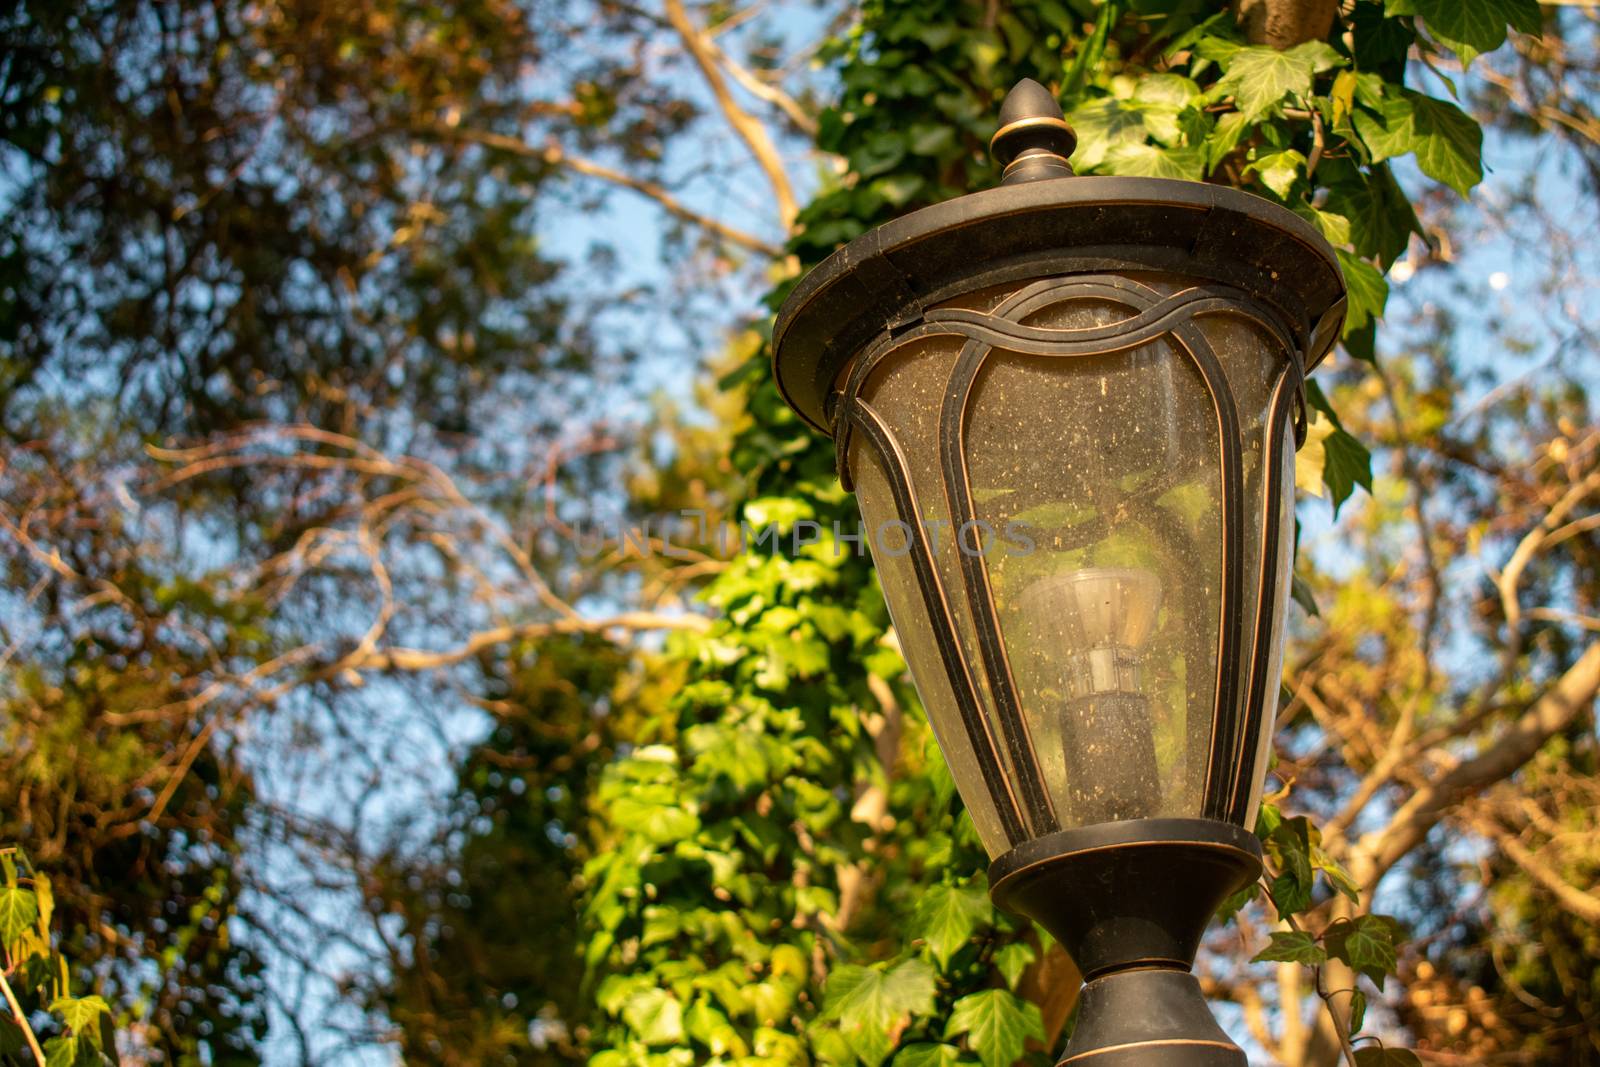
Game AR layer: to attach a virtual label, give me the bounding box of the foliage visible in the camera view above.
[0,848,117,1066]
[0,0,710,1056]
[373,635,673,1065]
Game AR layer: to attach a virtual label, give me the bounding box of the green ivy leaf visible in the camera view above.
[893,1044,968,1067]
[1103,142,1205,180]
[944,989,1045,1067]
[1131,74,1202,145]
[993,942,1036,990]
[1211,41,1343,122]
[1246,149,1306,198]
[605,791,699,844]
[1324,915,1404,986]
[824,960,938,1066]
[854,132,908,178]
[1217,880,1262,924]
[1353,2,1417,76]
[1344,321,1378,363]
[622,988,686,1046]
[33,873,52,932]
[1323,427,1374,516]
[685,998,747,1057]
[0,886,38,944]
[913,883,990,968]
[1337,251,1390,336]
[1192,35,1244,68]
[42,1036,99,1067]
[1291,574,1321,618]
[743,496,816,533]
[1266,816,1316,918]
[49,996,111,1040]
[1325,166,1423,268]
[1313,847,1363,903]
[1066,97,1147,171]
[1350,988,1369,1033]
[1292,206,1344,247]
[872,174,925,208]
[1132,73,1202,110]
[1330,69,1358,127]
[1268,870,1313,919]
[1415,0,1540,66]
[0,1015,25,1056]
[1205,111,1252,172]
[1354,89,1483,197]
[43,1037,78,1067]
[908,123,956,156]
[1251,930,1328,965]
[685,723,774,792]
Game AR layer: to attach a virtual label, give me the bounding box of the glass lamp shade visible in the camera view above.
[773,179,1344,863]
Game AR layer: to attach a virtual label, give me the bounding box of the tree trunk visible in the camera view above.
[1234,0,1338,49]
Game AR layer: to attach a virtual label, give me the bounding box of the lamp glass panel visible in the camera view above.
[843,273,1295,857]
[851,439,1012,854]
[1243,426,1297,827]
[966,320,1219,828]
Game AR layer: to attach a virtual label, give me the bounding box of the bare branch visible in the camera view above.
[704,33,819,137]
[1352,641,1600,890]
[444,126,782,256]
[1470,814,1600,925]
[664,0,800,233]
[354,612,710,673]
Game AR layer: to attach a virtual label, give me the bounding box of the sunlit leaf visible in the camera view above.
[1354,89,1483,196]
[1210,41,1344,122]
[0,886,39,945]
[1251,930,1327,965]
[913,883,990,968]
[944,989,1044,1067]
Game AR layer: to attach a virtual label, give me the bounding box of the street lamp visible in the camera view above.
[772,79,1346,1066]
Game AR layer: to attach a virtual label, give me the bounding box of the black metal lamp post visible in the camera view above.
[772,80,1347,1066]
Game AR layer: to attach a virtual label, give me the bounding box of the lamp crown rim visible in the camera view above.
[773,175,1348,435]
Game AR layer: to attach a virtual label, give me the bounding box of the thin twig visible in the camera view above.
[0,969,47,1066]
[442,127,781,255]
[663,0,799,233]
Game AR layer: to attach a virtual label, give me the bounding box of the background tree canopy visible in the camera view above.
[1,0,1598,1065]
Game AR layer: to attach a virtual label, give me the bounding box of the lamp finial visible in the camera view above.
[990,78,1077,185]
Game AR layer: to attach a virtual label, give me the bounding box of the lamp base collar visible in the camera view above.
[988,817,1262,978]
[1057,968,1246,1067]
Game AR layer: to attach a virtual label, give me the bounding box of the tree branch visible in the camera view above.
[664,0,799,233]
[1470,811,1600,925]
[356,612,710,673]
[0,970,47,1067]
[444,126,782,256]
[703,32,818,137]
[1354,640,1600,890]
[1235,0,1338,48]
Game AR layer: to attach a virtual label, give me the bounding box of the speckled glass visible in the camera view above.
[843,272,1296,858]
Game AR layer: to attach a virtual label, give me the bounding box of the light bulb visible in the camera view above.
[1019,567,1162,696]
[1017,566,1165,824]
